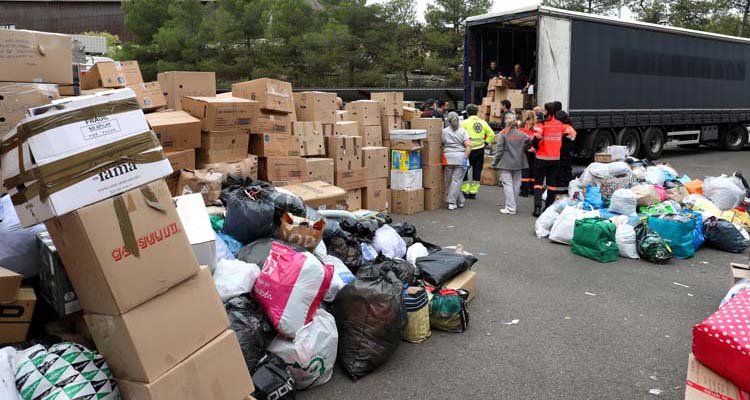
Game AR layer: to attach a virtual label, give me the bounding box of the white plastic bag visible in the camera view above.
[609,189,637,215]
[606,145,628,161]
[645,166,666,186]
[607,161,631,178]
[549,207,599,244]
[322,255,354,302]
[568,179,584,201]
[704,175,746,210]
[615,223,639,259]
[268,308,338,390]
[213,259,261,302]
[535,206,560,238]
[721,279,750,307]
[373,225,407,259]
[313,240,327,259]
[406,243,429,266]
[0,347,20,400]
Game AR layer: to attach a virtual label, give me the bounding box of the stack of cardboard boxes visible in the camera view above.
[0,267,36,344]
[346,100,382,147]
[483,77,528,123]
[411,118,444,211]
[389,130,426,215]
[293,92,336,185]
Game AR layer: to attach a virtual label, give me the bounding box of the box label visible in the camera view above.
[80,117,121,140]
[112,222,182,262]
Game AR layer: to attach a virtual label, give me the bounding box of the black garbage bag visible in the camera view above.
[223,187,276,244]
[267,188,306,222]
[333,268,404,380]
[415,238,442,253]
[703,217,749,253]
[324,230,364,274]
[635,221,674,264]
[391,222,417,246]
[360,254,416,285]
[237,238,305,268]
[252,352,296,400]
[225,295,276,371]
[339,218,379,240]
[415,249,477,286]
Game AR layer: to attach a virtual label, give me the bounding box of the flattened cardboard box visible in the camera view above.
[157,71,216,111]
[166,149,196,172]
[294,91,337,123]
[117,330,253,400]
[201,156,258,183]
[371,92,404,116]
[0,30,74,85]
[181,96,257,132]
[146,111,202,152]
[249,133,302,157]
[85,267,229,383]
[232,78,293,113]
[127,82,166,111]
[201,130,250,164]
[0,287,36,344]
[344,100,381,126]
[259,156,306,184]
[363,178,388,212]
[335,121,359,137]
[424,187,444,211]
[0,82,59,136]
[685,353,748,400]
[305,158,334,185]
[253,110,292,135]
[43,180,200,315]
[346,189,362,211]
[362,146,388,180]
[0,266,22,303]
[283,181,347,209]
[82,61,143,90]
[391,189,424,215]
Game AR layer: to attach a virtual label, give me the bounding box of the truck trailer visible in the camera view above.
[464,5,750,159]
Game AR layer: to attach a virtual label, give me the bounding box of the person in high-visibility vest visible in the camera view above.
[461,104,495,198]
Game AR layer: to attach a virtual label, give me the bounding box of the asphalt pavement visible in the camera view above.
[300,147,750,400]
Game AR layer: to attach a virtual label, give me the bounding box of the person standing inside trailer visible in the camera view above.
[486,60,504,79]
[508,64,528,90]
[442,112,472,210]
[461,104,495,198]
[518,110,541,197]
[532,102,565,216]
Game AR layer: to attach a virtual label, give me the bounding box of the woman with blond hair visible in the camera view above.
[492,113,531,215]
[518,110,541,197]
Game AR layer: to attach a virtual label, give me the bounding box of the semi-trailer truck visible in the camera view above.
[464,5,750,159]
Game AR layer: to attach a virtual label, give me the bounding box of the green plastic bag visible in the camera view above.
[429,289,469,333]
[635,221,674,264]
[571,217,619,263]
[640,202,678,215]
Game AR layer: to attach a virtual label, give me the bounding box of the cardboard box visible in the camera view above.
[391,169,423,191]
[362,146,388,180]
[0,288,36,344]
[201,130,250,164]
[200,156,258,182]
[175,194,217,272]
[362,178,388,212]
[362,125,382,147]
[146,111,202,152]
[0,30,74,85]
[181,96,257,132]
[344,100,380,126]
[391,150,422,171]
[292,122,326,156]
[0,82,59,136]
[294,91,337,123]
[422,164,443,189]
[391,189,424,215]
[335,166,367,190]
[410,118,443,142]
[249,133,302,157]
[481,165,499,186]
[336,110,348,121]
[335,121,359,137]
[258,157,306,184]
[128,82,166,111]
[402,106,420,122]
[85,267,229,382]
[381,115,401,139]
[232,78,293,113]
[82,61,143,90]
[283,181,347,209]
[346,189,362,211]
[0,266,22,303]
[371,92,404,116]
[44,180,200,315]
[166,149,196,172]
[36,232,81,317]
[253,110,292,135]
[685,353,747,400]
[489,77,510,88]
[325,136,362,165]
[390,139,423,151]
[157,71,217,111]
[445,270,476,303]
[176,170,222,205]
[305,158,334,185]
[117,330,254,400]
[424,187,444,211]
[421,140,442,165]
[494,88,525,110]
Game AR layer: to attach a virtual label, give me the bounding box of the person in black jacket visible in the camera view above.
[555,110,576,198]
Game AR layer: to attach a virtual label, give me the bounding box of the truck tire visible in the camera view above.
[616,128,641,157]
[722,125,748,151]
[593,129,615,154]
[641,127,665,159]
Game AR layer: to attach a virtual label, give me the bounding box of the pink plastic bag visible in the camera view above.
[654,185,667,202]
[253,242,333,338]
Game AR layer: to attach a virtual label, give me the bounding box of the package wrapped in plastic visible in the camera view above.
[704,175,746,210]
[415,249,477,286]
[0,347,19,400]
[568,178,584,201]
[606,145,628,161]
[721,279,750,307]
[372,225,407,259]
[251,353,296,400]
[648,215,696,259]
[549,207,600,244]
[703,217,749,253]
[631,165,647,181]
[362,255,417,285]
[665,185,689,203]
[607,161,632,178]
[720,210,750,232]
[584,185,604,210]
[238,238,305,268]
[323,228,364,274]
[609,189,637,215]
[322,255,354,302]
[645,166,666,186]
[653,185,666,201]
[614,219,639,259]
[214,258,261,302]
[406,243,429,266]
[681,209,705,250]
[631,184,660,206]
[535,206,560,238]
[635,222,673,264]
[223,187,276,244]
[360,243,378,262]
[226,295,276,372]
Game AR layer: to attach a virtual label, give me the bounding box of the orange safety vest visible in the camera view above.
[536,117,565,161]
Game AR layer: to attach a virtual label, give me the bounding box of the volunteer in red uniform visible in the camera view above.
[519,110,541,197]
[532,102,565,217]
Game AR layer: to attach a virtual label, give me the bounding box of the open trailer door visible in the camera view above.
[536,12,571,110]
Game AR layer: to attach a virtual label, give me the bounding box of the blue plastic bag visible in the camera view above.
[584,185,604,210]
[681,209,704,250]
[647,215,696,259]
[217,232,243,257]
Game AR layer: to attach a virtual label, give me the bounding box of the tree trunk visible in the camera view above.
[740,0,750,36]
[588,0,594,13]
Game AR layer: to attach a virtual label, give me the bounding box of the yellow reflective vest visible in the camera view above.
[461,116,495,150]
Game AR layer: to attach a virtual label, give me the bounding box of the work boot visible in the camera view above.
[469,183,480,197]
[533,206,542,217]
[461,182,471,197]
[519,189,530,197]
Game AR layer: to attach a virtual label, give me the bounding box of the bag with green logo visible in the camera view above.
[429,288,470,333]
[571,217,619,263]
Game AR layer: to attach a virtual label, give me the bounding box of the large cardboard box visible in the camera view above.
[685,353,747,400]
[391,189,424,215]
[292,122,326,156]
[391,150,421,171]
[157,71,217,111]
[424,187,444,211]
[283,181,347,209]
[201,130,250,164]
[82,61,143,90]
[362,125,382,147]
[128,82,166,111]
[0,30,74,85]
[0,266,22,303]
[421,140,442,165]
[381,115,401,139]
[391,169,422,191]
[494,88,525,109]
[305,158,334,185]
[335,121,359,137]
[371,92,404,116]
[325,136,362,165]
[335,165,367,190]
[181,96,257,132]
[146,111,202,152]
[44,180,200,315]
[36,232,81,317]
[362,178,388,212]
[294,91,337,123]
[344,100,380,126]
[0,82,59,136]
[390,139,423,151]
[200,156,258,182]
[410,118,442,142]
[362,146,388,180]
[346,189,362,211]
[258,157,306,185]
[249,133,302,157]
[422,164,443,189]
[402,106,420,122]
[85,267,229,382]
[232,78,293,113]
[117,330,254,400]
[480,159,499,186]
[175,194,217,273]
[166,149,196,172]
[445,270,476,303]
[253,110,292,135]
[0,288,36,344]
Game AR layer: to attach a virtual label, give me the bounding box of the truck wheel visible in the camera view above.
[616,128,641,157]
[593,129,615,154]
[641,127,665,159]
[722,125,748,151]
